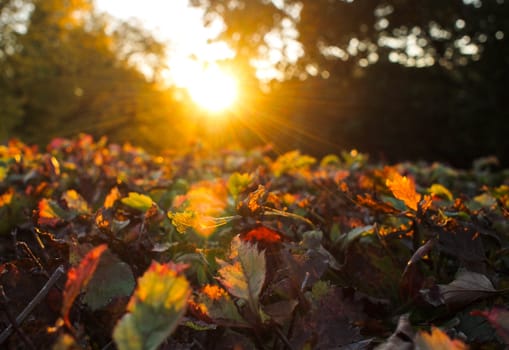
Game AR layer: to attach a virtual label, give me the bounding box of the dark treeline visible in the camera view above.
[193,0,509,167]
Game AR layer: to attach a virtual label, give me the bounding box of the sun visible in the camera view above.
[185,65,239,113]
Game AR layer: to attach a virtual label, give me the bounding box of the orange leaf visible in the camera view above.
[61,244,107,330]
[386,173,421,211]
[415,327,467,350]
[37,198,63,227]
[104,186,121,208]
[0,188,14,207]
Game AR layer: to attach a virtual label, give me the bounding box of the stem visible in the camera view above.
[0,286,36,350]
[263,207,315,228]
[0,265,65,344]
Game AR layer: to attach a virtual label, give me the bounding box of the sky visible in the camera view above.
[95,0,233,86]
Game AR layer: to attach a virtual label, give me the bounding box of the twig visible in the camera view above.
[0,265,65,344]
[0,286,36,350]
[274,326,295,350]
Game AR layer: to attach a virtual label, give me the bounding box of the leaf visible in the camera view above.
[37,198,65,227]
[0,165,7,182]
[245,185,267,214]
[471,308,509,344]
[243,226,281,243]
[438,269,497,306]
[61,244,108,329]
[428,183,454,201]
[374,314,414,350]
[62,189,91,214]
[340,225,375,249]
[216,236,266,314]
[271,150,316,177]
[82,250,135,310]
[415,327,467,350]
[121,192,154,212]
[403,239,435,275]
[227,172,252,200]
[290,286,365,349]
[263,299,298,326]
[386,173,421,211]
[113,261,190,350]
[104,186,121,208]
[0,188,14,207]
[192,284,249,327]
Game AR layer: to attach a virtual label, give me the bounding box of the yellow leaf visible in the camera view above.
[428,184,454,201]
[113,262,190,350]
[121,192,153,212]
[386,173,421,211]
[62,190,90,214]
[0,166,7,182]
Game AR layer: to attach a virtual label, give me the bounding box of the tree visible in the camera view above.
[191,0,509,165]
[0,0,180,150]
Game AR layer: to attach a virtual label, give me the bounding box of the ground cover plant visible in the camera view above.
[0,134,508,349]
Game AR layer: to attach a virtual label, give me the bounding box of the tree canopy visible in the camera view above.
[0,0,181,150]
[192,0,509,166]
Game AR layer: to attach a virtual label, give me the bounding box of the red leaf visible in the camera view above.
[471,308,509,343]
[61,244,107,330]
[243,226,281,243]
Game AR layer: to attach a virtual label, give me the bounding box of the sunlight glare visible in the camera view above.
[185,65,239,113]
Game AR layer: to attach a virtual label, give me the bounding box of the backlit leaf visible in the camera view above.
[271,150,316,177]
[113,261,190,350]
[61,244,108,329]
[121,192,154,212]
[415,327,468,350]
[0,166,7,182]
[104,186,121,208]
[243,226,281,243]
[386,173,421,211]
[216,236,266,313]
[37,198,65,227]
[428,184,454,201]
[62,189,90,214]
[227,172,252,200]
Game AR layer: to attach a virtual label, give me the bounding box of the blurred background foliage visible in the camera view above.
[1,0,508,167]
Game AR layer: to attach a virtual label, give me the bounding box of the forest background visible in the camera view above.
[0,0,508,167]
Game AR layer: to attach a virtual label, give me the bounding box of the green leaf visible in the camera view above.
[83,250,135,310]
[227,172,252,200]
[340,225,375,249]
[428,183,454,201]
[216,235,266,314]
[121,192,154,212]
[113,262,190,350]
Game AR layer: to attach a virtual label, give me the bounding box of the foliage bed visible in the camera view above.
[0,134,508,349]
